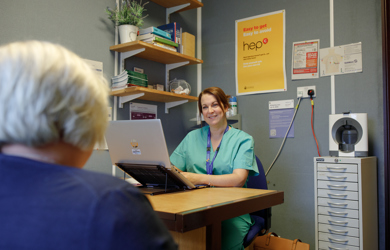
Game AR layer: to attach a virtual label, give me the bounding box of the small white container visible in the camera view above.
[229,96,237,116]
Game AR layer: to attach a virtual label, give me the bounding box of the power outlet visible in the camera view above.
[297,86,316,98]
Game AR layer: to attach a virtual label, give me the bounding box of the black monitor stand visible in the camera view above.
[116,163,191,195]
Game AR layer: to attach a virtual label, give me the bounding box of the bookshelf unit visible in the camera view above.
[110,0,203,115]
[110,41,202,65]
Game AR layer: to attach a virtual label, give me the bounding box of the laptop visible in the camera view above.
[105,119,197,193]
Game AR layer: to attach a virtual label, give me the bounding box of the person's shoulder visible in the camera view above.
[229,127,254,140]
[186,126,208,138]
[65,167,139,197]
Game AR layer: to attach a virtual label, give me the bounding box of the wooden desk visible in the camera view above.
[146,187,284,250]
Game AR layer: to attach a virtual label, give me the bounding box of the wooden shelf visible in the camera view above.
[110,86,198,103]
[110,41,203,65]
[149,0,203,12]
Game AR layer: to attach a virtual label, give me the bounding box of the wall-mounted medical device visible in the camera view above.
[329,113,368,157]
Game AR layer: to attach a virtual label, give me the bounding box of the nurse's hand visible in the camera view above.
[180,172,205,185]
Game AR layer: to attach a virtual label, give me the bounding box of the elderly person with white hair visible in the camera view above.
[0,40,177,250]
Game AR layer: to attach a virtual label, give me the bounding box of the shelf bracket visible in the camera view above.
[167,61,190,71]
[166,4,190,23]
[119,48,146,71]
[118,93,145,108]
[165,100,189,113]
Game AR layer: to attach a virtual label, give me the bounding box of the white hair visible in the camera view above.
[0,41,109,150]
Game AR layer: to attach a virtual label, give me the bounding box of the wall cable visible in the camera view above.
[265,97,302,177]
[311,98,321,157]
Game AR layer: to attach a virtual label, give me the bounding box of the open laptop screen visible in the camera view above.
[105,119,196,190]
[105,119,171,168]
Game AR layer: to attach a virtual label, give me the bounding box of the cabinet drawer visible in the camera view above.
[319,232,359,247]
[318,197,359,210]
[319,240,359,250]
[318,189,359,200]
[318,214,359,228]
[318,180,358,191]
[317,163,358,173]
[318,223,359,237]
[318,206,359,219]
[317,172,358,182]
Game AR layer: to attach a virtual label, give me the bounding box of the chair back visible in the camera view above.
[243,156,272,248]
[247,156,267,190]
[247,156,270,220]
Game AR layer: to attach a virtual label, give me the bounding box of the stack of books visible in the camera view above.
[137,26,178,52]
[157,22,182,53]
[127,70,148,87]
[111,70,148,90]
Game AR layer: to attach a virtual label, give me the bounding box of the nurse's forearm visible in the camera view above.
[207,169,248,187]
[181,169,248,187]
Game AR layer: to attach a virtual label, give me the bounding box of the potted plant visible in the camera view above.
[106,0,148,44]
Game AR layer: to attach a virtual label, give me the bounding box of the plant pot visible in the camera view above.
[118,25,139,44]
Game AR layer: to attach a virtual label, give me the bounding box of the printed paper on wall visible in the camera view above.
[320,42,362,76]
[292,40,320,80]
[235,10,286,96]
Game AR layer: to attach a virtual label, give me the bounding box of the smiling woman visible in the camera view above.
[170,86,259,249]
[200,89,229,130]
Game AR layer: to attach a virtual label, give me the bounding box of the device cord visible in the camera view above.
[311,98,321,157]
[265,97,302,177]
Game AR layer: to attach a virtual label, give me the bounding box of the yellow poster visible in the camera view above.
[235,10,286,96]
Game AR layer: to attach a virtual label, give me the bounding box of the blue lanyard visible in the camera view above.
[206,125,229,175]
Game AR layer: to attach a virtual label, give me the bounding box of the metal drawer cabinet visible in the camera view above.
[318,240,360,250]
[318,223,359,238]
[314,157,377,250]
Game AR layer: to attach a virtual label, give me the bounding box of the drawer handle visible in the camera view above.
[328,237,348,244]
[328,211,348,217]
[328,193,348,199]
[328,228,349,235]
[328,202,348,207]
[327,176,347,180]
[326,166,347,171]
[327,184,347,189]
[328,220,348,226]
[328,247,345,250]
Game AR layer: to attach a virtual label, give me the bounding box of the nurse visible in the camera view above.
[170,87,259,250]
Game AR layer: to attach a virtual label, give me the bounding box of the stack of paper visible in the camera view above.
[111,70,128,89]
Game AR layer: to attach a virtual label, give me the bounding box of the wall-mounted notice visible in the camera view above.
[235,10,286,96]
[292,40,320,80]
[130,103,157,120]
[84,59,103,77]
[269,99,295,138]
[320,42,362,76]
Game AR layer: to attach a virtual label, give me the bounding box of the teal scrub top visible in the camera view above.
[170,126,259,181]
[170,126,259,249]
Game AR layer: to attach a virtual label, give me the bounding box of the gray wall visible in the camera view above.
[202,0,384,249]
[0,0,115,75]
[0,0,385,249]
[0,0,117,173]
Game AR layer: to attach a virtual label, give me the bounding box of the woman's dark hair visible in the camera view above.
[198,87,231,119]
